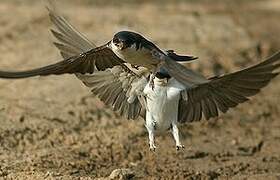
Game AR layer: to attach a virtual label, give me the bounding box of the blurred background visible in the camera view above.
[0,0,279,179]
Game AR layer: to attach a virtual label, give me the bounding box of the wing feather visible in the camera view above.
[0,45,123,79]
[78,65,148,120]
[46,1,95,57]
[179,51,280,123]
[46,1,124,71]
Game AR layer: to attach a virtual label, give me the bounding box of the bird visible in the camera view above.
[0,2,280,151]
[0,6,203,90]
[84,52,280,151]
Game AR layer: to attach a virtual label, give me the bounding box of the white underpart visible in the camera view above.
[143,76,186,150]
[110,41,158,69]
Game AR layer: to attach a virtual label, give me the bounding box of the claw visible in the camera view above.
[131,64,140,70]
[148,72,156,91]
[149,144,157,152]
[149,79,155,90]
[176,145,185,151]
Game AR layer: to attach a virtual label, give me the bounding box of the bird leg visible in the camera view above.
[171,123,184,150]
[131,64,140,70]
[145,116,157,151]
[148,130,156,151]
[120,64,141,78]
[149,62,165,90]
[149,73,155,90]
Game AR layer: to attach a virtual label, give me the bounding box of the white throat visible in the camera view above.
[110,41,125,60]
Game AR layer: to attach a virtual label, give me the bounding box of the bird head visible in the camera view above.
[112,31,142,50]
[155,68,171,79]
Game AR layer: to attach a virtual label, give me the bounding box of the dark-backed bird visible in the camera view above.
[0,13,199,84]
[0,2,280,150]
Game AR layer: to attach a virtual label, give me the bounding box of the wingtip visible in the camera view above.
[192,56,199,60]
[44,0,57,15]
[270,50,280,59]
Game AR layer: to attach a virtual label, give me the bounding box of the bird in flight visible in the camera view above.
[0,12,200,87]
[0,3,279,151]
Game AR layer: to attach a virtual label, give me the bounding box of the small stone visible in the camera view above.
[19,115,25,123]
[109,169,135,180]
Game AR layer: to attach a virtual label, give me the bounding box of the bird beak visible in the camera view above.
[120,42,129,50]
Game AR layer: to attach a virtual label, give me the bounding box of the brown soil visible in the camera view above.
[0,0,280,179]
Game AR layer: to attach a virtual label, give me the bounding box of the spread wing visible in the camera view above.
[0,2,125,79]
[77,65,149,119]
[46,2,147,119]
[46,1,124,70]
[46,2,96,58]
[178,51,280,123]
[0,44,124,79]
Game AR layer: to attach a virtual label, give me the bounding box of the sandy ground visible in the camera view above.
[0,0,280,179]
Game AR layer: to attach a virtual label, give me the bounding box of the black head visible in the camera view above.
[155,68,171,79]
[113,31,143,50]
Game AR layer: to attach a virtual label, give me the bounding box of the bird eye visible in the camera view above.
[113,38,120,44]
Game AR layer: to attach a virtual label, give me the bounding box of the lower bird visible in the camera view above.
[0,3,279,150]
[85,52,280,150]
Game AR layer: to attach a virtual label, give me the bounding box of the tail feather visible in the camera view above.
[166,50,198,62]
[163,56,208,87]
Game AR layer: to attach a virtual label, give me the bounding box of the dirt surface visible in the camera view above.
[0,0,280,179]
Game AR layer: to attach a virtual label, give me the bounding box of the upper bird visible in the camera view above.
[0,17,199,87]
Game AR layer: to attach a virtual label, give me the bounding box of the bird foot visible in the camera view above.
[149,78,155,90]
[131,65,140,70]
[176,144,185,151]
[149,144,157,152]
